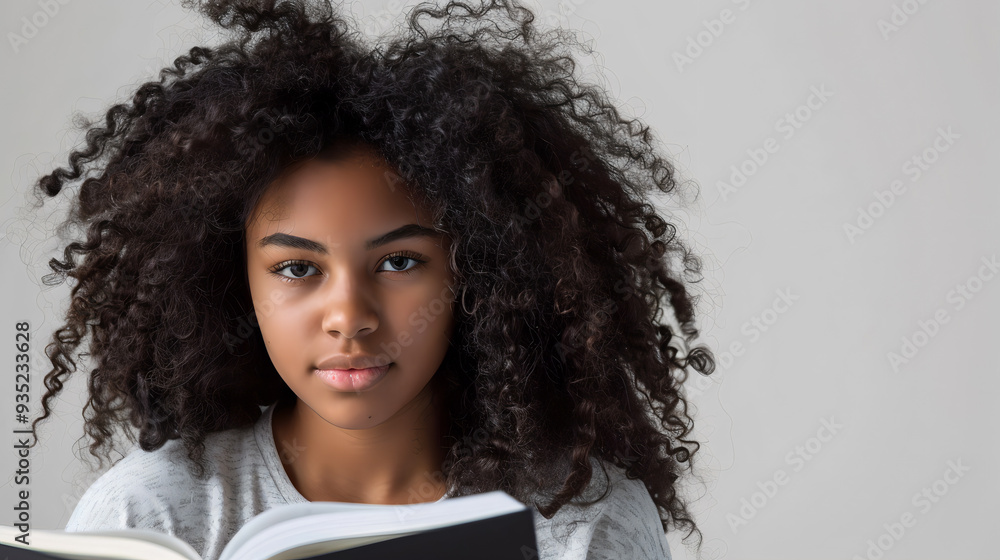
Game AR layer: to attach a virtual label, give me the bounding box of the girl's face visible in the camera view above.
[244,148,456,429]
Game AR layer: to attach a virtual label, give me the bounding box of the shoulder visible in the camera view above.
[64,439,190,533]
[531,457,671,560]
[64,425,256,534]
[585,466,672,560]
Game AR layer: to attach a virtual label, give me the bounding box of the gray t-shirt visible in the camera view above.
[64,402,671,560]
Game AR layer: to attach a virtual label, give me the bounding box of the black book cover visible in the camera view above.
[1,542,68,560]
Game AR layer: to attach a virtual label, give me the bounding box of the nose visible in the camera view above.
[320,270,379,338]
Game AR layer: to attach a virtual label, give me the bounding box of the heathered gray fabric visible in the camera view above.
[64,402,671,560]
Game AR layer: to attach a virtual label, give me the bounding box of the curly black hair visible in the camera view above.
[27,0,716,549]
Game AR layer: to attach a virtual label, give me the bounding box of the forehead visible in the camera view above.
[246,152,431,235]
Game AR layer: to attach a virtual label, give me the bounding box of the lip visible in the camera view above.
[315,364,391,392]
[316,354,390,371]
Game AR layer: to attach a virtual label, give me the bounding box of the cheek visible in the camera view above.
[247,270,304,332]
[253,301,306,369]
[400,283,453,332]
[258,301,305,335]
[410,296,455,353]
[423,279,457,333]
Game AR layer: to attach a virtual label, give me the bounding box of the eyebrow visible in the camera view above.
[255,224,441,254]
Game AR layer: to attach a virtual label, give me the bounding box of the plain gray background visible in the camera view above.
[1,1,997,559]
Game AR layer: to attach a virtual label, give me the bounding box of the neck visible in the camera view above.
[273,383,450,505]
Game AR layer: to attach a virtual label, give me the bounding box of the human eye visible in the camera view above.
[377,251,427,276]
[268,260,320,284]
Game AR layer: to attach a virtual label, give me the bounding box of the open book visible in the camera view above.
[0,490,537,560]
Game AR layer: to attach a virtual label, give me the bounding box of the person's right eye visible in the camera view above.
[268,260,320,283]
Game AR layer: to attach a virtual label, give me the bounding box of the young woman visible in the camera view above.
[28,1,716,559]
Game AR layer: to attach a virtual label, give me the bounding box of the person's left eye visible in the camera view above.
[377,254,426,275]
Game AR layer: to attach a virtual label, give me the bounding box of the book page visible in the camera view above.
[0,525,201,560]
[225,491,526,560]
[219,501,391,560]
